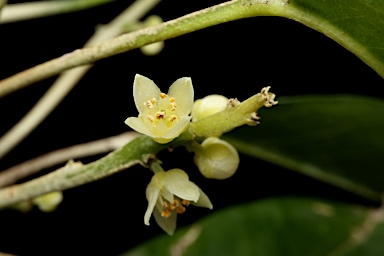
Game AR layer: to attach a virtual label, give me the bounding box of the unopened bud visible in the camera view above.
[33,191,63,212]
[192,94,228,122]
[194,137,239,179]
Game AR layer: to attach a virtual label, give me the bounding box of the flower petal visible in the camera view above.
[125,117,154,137]
[160,187,174,203]
[133,74,161,114]
[191,187,213,209]
[144,184,160,225]
[163,116,191,139]
[163,169,200,202]
[168,77,194,115]
[153,207,177,235]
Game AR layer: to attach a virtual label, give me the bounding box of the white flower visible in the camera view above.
[144,169,212,235]
[125,74,194,144]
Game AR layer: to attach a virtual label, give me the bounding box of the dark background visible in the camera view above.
[0,0,383,255]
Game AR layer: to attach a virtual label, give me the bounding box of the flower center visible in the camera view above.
[160,197,190,218]
[143,93,180,130]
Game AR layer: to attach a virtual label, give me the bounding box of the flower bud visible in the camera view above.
[140,15,164,56]
[192,94,228,122]
[32,191,63,212]
[194,137,239,179]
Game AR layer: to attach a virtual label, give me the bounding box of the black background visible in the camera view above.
[0,0,383,255]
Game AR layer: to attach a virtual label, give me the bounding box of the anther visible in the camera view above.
[176,206,186,214]
[160,93,167,99]
[144,100,153,109]
[161,209,171,218]
[181,199,190,206]
[169,115,177,122]
[151,98,157,104]
[169,97,175,103]
[156,111,165,119]
[169,199,179,210]
[170,102,177,111]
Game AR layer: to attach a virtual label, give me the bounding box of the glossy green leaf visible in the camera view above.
[123,197,384,256]
[286,0,384,77]
[224,95,384,201]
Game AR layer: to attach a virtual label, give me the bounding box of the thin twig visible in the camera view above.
[0,132,139,188]
[0,0,261,98]
[0,134,187,209]
[0,0,7,16]
[0,0,161,159]
[0,0,113,24]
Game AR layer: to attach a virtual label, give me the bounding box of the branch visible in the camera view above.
[0,0,7,16]
[0,131,194,210]
[0,0,161,159]
[0,132,139,188]
[0,0,290,98]
[0,0,113,24]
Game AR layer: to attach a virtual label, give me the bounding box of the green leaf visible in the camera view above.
[224,95,384,201]
[123,197,384,256]
[286,0,384,77]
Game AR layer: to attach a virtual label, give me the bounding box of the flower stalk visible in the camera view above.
[191,87,277,137]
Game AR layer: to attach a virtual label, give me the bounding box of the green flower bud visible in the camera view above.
[32,191,63,212]
[192,94,228,122]
[140,15,164,56]
[194,137,239,179]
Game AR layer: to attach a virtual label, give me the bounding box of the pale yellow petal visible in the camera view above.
[133,74,161,114]
[144,184,160,225]
[162,116,191,140]
[168,77,194,115]
[161,188,174,203]
[125,117,154,137]
[153,208,177,235]
[163,169,200,202]
[191,188,213,209]
[152,137,174,144]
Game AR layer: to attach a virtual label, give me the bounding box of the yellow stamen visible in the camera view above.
[168,115,177,122]
[169,97,175,103]
[170,102,177,111]
[156,111,165,119]
[169,199,179,210]
[160,93,167,99]
[161,209,171,218]
[151,98,157,104]
[144,100,153,109]
[176,206,186,214]
[181,199,190,206]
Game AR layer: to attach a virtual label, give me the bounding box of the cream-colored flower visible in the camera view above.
[144,169,212,235]
[125,74,194,144]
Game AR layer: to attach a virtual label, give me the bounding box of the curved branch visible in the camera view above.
[0,0,7,16]
[0,0,112,24]
[0,131,195,210]
[0,132,139,188]
[0,0,290,98]
[0,0,161,159]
